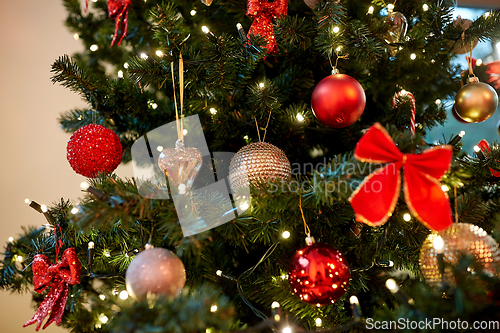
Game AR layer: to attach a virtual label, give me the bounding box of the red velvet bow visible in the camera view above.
[348,123,453,231]
[24,248,81,331]
[478,139,500,177]
[246,0,288,54]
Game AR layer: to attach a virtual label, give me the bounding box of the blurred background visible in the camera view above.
[0,1,498,332]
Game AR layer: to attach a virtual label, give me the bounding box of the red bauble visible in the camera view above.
[288,242,350,306]
[67,124,122,178]
[311,74,366,128]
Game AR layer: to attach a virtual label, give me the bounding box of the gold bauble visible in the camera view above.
[454,77,499,123]
[228,142,291,192]
[419,223,500,288]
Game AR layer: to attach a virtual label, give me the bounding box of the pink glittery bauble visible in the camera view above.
[126,247,186,301]
[66,124,122,178]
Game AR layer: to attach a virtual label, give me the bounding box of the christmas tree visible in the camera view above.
[2,0,500,332]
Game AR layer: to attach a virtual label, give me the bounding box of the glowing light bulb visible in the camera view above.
[104,250,111,257]
[422,4,429,11]
[16,255,24,262]
[88,241,95,249]
[80,181,89,190]
[239,202,250,210]
[119,290,129,300]
[315,318,322,327]
[117,70,124,78]
[403,213,411,222]
[178,184,186,194]
[387,4,394,12]
[157,146,164,152]
[385,278,398,293]
[259,82,265,88]
[282,326,292,333]
[484,12,490,18]
[124,62,129,69]
[459,130,465,137]
[99,294,106,300]
[73,33,79,40]
[335,46,342,52]
[474,145,481,153]
[333,26,340,33]
[435,99,441,105]
[296,114,304,122]
[98,314,108,323]
[216,270,222,276]
[155,50,164,57]
[41,205,48,213]
[183,129,188,135]
[90,44,98,52]
[25,198,30,204]
[243,135,249,140]
[349,295,359,304]
[8,237,14,242]
[282,231,290,239]
[140,53,148,60]
[476,59,483,66]
[202,26,210,34]
[431,59,435,64]
[190,10,197,16]
[367,6,374,14]
[71,207,79,214]
[210,305,218,312]
[441,184,449,192]
[210,107,217,115]
[410,53,416,60]
[433,235,444,253]
[271,301,280,308]
[151,103,158,109]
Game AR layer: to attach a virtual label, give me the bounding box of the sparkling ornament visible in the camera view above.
[450,17,478,54]
[311,69,366,128]
[451,105,468,123]
[126,247,186,301]
[454,76,498,123]
[288,242,350,305]
[201,0,213,5]
[384,10,407,44]
[246,0,288,54]
[24,248,81,331]
[228,142,291,191]
[419,223,500,288]
[303,0,318,9]
[67,124,123,178]
[158,139,202,193]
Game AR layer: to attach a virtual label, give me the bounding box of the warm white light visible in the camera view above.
[385,278,398,293]
[216,270,222,276]
[151,103,158,109]
[157,146,164,152]
[201,26,210,34]
[98,314,108,323]
[315,318,322,327]
[259,82,265,88]
[476,59,483,66]
[92,0,97,2]
[210,304,218,312]
[389,260,394,267]
[178,184,186,194]
[25,198,30,204]
[99,294,106,300]
[124,62,129,69]
[282,326,292,333]
[433,235,444,253]
[119,290,129,300]
[281,274,287,280]
[243,135,249,140]
[296,114,304,122]
[190,10,197,16]
[71,207,79,214]
[474,145,481,153]
[459,130,465,137]
[410,53,416,60]
[155,50,164,57]
[41,205,48,213]
[431,59,435,64]
[484,12,490,18]
[367,6,374,14]
[140,53,148,60]
[441,184,449,192]
[112,289,118,295]
[282,231,290,239]
[271,301,280,308]
[104,250,111,257]
[117,70,124,78]
[183,129,188,135]
[80,181,89,190]
[90,44,98,52]
[88,241,95,249]
[239,202,250,210]
[335,46,342,52]
[403,213,411,222]
[422,4,429,11]
[349,295,359,304]
[387,4,394,12]
[73,33,79,40]
[16,255,24,262]
[435,99,441,105]
[210,108,217,115]
[8,237,14,242]
[333,26,340,33]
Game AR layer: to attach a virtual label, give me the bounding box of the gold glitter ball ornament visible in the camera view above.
[454,76,498,123]
[419,223,500,288]
[229,142,292,192]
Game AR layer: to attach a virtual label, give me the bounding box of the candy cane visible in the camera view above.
[392,90,416,137]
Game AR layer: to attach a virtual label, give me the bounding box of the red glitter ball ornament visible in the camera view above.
[311,73,366,128]
[67,124,122,178]
[288,242,350,306]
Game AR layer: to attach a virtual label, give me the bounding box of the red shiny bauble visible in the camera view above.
[288,242,350,306]
[311,74,366,128]
[67,124,122,178]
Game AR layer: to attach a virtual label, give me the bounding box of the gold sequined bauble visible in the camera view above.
[229,142,291,192]
[126,247,186,301]
[419,223,500,288]
[454,77,498,123]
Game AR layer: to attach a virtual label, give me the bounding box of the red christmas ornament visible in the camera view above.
[84,0,131,46]
[311,72,366,128]
[24,248,81,331]
[348,123,453,231]
[478,139,500,177]
[246,0,288,54]
[486,60,500,89]
[288,242,350,306]
[67,124,122,178]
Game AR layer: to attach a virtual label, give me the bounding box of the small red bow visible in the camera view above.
[246,0,288,54]
[24,248,81,331]
[478,139,500,177]
[348,123,453,231]
[84,0,131,47]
